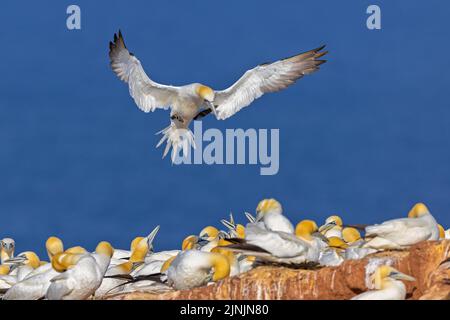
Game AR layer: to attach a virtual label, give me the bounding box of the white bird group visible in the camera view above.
[0,199,448,300]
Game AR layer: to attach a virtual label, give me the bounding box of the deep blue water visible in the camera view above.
[1,1,449,257]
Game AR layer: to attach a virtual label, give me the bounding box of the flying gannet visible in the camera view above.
[364,203,439,250]
[109,31,327,161]
[351,265,415,300]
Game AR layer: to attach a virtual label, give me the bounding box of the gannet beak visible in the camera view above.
[4,256,27,265]
[255,211,264,222]
[146,225,160,247]
[206,101,218,119]
[391,271,416,282]
[318,222,335,233]
[312,231,329,243]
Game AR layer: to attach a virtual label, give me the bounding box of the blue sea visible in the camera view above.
[0,1,449,257]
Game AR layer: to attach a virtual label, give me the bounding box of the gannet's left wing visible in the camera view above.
[109,30,179,113]
[213,46,327,120]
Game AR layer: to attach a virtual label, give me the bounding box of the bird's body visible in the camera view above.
[351,265,415,300]
[46,242,113,300]
[166,250,230,290]
[364,204,439,250]
[109,31,327,161]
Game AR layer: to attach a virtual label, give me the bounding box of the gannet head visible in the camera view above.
[65,246,87,254]
[208,252,231,282]
[129,238,149,263]
[373,265,416,289]
[256,198,283,221]
[295,220,319,241]
[342,227,361,243]
[196,84,215,102]
[211,246,237,267]
[161,255,177,273]
[438,224,445,239]
[6,251,41,269]
[319,215,343,234]
[407,203,430,218]
[199,226,220,244]
[46,236,64,260]
[130,236,145,252]
[182,235,199,250]
[1,238,15,259]
[95,241,114,258]
[235,224,246,239]
[0,265,10,275]
[51,252,82,272]
[328,237,348,249]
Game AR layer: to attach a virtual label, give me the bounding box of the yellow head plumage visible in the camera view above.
[65,246,87,254]
[295,220,319,241]
[160,255,177,273]
[129,238,149,263]
[438,224,445,239]
[372,265,415,289]
[182,235,198,251]
[256,198,282,218]
[407,203,430,218]
[45,236,64,260]
[130,236,145,252]
[0,265,10,275]
[199,226,219,241]
[21,252,41,269]
[208,252,231,282]
[325,215,343,226]
[95,241,114,258]
[196,85,215,101]
[235,224,246,239]
[342,227,361,243]
[328,237,348,249]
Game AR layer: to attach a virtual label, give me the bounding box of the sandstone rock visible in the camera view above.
[105,240,450,300]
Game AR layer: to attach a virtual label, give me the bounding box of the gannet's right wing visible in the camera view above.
[109,30,179,112]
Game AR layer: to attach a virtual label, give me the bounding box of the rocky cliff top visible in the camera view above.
[105,240,450,300]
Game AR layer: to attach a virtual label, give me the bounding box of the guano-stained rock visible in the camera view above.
[105,240,450,300]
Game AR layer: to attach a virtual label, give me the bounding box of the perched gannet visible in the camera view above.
[1,238,15,264]
[2,237,65,300]
[198,226,223,252]
[255,199,294,233]
[95,237,149,297]
[0,252,42,291]
[319,215,343,239]
[222,220,323,265]
[46,241,114,300]
[351,265,415,300]
[109,31,327,161]
[165,250,230,290]
[112,226,160,261]
[364,203,439,250]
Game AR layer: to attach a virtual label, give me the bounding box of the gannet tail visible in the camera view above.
[156,122,196,162]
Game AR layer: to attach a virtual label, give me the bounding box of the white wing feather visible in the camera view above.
[109,31,178,113]
[214,46,327,120]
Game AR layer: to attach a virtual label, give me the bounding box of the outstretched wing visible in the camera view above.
[109,30,178,112]
[213,46,327,120]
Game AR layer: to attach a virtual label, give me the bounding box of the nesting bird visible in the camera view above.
[46,241,114,300]
[364,203,439,250]
[351,265,415,300]
[109,30,327,161]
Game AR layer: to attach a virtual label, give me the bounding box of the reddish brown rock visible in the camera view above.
[105,240,450,300]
